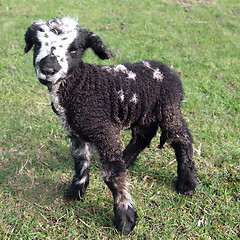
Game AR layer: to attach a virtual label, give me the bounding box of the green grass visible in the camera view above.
[0,0,239,239]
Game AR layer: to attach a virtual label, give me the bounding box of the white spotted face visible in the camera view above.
[32,17,80,83]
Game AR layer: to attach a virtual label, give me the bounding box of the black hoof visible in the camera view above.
[64,184,82,200]
[114,205,137,235]
[176,180,196,195]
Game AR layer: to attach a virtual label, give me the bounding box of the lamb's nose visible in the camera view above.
[39,55,61,76]
[41,66,55,76]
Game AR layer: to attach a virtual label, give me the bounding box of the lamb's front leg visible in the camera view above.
[65,136,91,200]
[98,137,137,235]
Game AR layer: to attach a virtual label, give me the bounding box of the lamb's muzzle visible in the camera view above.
[24,16,197,235]
[39,55,61,76]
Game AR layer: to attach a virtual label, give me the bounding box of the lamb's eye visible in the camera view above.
[70,49,77,54]
[69,47,78,55]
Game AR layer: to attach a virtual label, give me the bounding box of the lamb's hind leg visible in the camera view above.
[123,123,158,168]
[65,136,91,200]
[160,112,196,195]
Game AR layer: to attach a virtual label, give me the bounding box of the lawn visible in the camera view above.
[0,0,239,239]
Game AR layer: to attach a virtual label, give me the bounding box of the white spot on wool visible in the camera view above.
[102,66,112,73]
[153,68,164,81]
[114,64,128,73]
[102,64,136,80]
[130,93,138,104]
[114,64,136,80]
[127,71,136,80]
[142,61,164,82]
[117,89,125,102]
[142,61,151,68]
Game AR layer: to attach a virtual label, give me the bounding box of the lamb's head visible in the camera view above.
[24,17,114,85]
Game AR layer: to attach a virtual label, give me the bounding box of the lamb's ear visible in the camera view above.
[24,21,43,53]
[84,30,114,59]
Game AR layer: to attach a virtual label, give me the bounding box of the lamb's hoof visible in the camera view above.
[176,180,196,195]
[64,185,81,200]
[114,205,137,235]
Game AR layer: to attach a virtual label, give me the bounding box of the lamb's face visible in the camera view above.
[25,17,114,85]
[24,17,86,85]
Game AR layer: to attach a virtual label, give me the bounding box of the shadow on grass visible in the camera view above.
[1,141,181,237]
[1,148,115,233]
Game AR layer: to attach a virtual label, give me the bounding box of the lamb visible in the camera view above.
[24,17,197,235]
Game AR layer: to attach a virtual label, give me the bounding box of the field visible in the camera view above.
[0,0,239,239]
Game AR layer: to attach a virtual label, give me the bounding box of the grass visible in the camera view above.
[0,0,239,239]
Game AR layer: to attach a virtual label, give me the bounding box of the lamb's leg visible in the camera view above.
[65,136,91,200]
[171,118,196,195]
[97,134,137,235]
[160,113,196,195]
[123,123,158,168]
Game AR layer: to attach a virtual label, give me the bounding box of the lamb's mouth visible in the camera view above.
[35,66,65,85]
[38,77,51,86]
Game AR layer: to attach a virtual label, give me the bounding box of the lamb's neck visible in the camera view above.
[48,62,100,112]
[48,80,65,116]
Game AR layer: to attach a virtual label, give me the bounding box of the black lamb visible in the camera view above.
[24,17,197,235]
